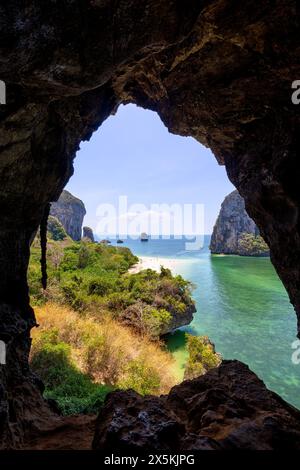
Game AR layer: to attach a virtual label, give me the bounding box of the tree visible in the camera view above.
[237,233,269,256]
[47,216,67,241]
[184,335,222,380]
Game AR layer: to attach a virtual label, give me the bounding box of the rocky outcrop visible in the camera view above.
[50,190,86,241]
[120,302,195,337]
[210,190,256,253]
[82,226,94,242]
[93,360,300,451]
[0,0,300,449]
[210,190,269,255]
[160,304,195,336]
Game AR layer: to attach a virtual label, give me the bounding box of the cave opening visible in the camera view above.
[27,103,298,423]
[1,0,299,450]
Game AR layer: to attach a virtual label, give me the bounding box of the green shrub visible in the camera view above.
[60,248,79,272]
[105,291,134,311]
[31,328,112,414]
[78,244,90,268]
[142,307,172,337]
[88,277,113,296]
[29,241,195,336]
[118,357,161,395]
[159,266,172,279]
[237,233,269,256]
[184,334,222,380]
[47,216,67,241]
[31,304,177,408]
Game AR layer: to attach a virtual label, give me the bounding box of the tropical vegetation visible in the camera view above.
[184,334,222,380]
[237,233,269,256]
[28,236,197,413]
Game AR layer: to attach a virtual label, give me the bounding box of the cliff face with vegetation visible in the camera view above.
[210,191,270,256]
[50,190,86,241]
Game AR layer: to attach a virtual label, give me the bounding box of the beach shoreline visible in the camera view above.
[128,255,193,274]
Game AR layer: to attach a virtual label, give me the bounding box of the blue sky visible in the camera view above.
[66,104,234,235]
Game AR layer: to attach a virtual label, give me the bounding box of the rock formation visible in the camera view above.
[210,190,269,256]
[93,360,300,451]
[0,0,300,449]
[120,301,195,337]
[159,304,195,336]
[50,190,86,241]
[82,226,94,242]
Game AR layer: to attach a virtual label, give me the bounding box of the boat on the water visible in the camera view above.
[140,232,149,242]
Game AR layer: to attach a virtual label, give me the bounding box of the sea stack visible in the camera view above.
[82,226,95,242]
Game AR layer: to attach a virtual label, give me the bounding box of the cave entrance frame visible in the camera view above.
[0,0,299,448]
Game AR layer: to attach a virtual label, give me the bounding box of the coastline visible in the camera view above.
[128,255,194,274]
[127,254,195,382]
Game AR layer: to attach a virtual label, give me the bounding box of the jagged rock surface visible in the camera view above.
[93,360,300,451]
[210,190,269,255]
[50,190,86,241]
[82,226,94,243]
[0,0,300,449]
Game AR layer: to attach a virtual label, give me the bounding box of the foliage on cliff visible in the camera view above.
[237,233,269,257]
[29,240,195,337]
[47,216,68,241]
[117,267,195,337]
[184,335,222,380]
[30,304,177,414]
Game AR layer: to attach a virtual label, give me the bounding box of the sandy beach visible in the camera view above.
[128,256,191,274]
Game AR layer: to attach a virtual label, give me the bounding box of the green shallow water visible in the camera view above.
[168,254,300,408]
[109,236,300,409]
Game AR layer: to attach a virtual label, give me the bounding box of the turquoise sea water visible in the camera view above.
[109,235,300,409]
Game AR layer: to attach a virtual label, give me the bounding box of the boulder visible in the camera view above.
[93,360,300,451]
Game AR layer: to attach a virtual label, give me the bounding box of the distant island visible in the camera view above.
[140,232,149,241]
[210,190,269,257]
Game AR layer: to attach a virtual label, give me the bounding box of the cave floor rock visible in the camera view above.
[93,361,300,451]
[21,361,300,450]
[24,414,96,450]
